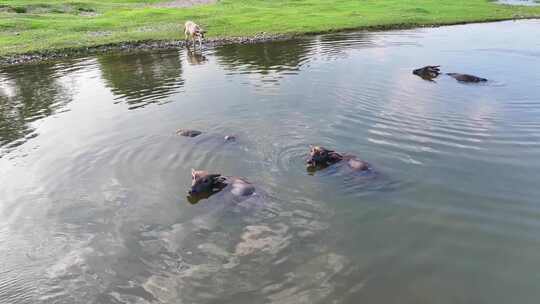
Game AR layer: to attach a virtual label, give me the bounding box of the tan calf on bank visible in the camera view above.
[184,21,205,48]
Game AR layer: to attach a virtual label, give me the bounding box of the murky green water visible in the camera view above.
[1,20,540,304]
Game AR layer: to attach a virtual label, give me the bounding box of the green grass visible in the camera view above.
[1,0,540,57]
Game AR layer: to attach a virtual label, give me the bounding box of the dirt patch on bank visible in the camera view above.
[152,0,217,8]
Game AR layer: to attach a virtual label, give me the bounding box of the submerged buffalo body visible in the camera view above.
[176,129,202,137]
[446,73,487,83]
[176,129,237,142]
[306,146,371,173]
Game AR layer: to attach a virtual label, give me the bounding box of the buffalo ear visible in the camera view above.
[191,168,198,179]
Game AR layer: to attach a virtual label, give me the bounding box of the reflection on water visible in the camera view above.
[186,51,208,66]
[316,31,419,58]
[215,39,312,75]
[497,0,539,6]
[0,62,74,155]
[98,50,184,109]
[1,20,540,304]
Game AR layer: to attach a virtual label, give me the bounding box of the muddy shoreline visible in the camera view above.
[1,17,537,67]
[0,33,292,66]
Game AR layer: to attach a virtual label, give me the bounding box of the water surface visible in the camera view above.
[1,20,540,304]
[496,0,539,6]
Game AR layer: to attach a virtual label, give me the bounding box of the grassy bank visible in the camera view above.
[1,0,540,57]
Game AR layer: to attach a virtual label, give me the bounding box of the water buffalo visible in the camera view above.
[306,146,370,173]
[224,135,236,142]
[188,169,256,204]
[412,65,441,81]
[176,129,237,142]
[413,66,488,83]
[446,73,487,83]
[176,129,202,137]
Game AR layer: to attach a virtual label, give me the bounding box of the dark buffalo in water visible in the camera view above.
[306,146,371,173]
[413,66,488,83]
[224,135,236,141]
[412,65,441,81]
[177,129,237,142]
[176,129,202,137]
[187,169,256,204]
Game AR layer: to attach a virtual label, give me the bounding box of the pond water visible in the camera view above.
[1,20,540,304]
[496,0,538,6]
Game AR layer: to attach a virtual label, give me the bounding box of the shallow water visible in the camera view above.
[496,0,539,6]
[1,20,540,304]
